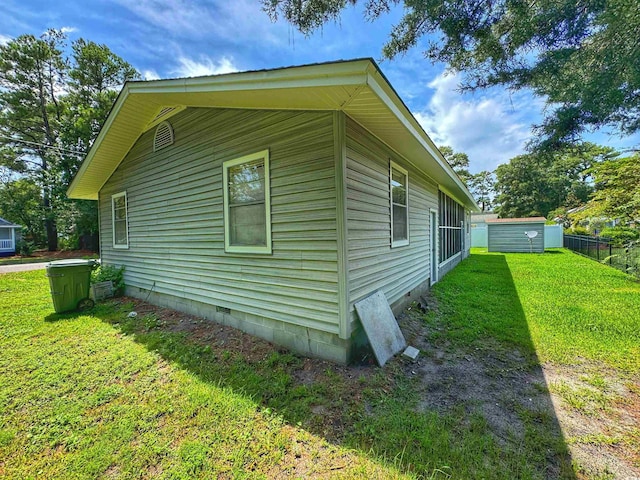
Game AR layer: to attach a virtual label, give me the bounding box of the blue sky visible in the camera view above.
[2,0,638,173]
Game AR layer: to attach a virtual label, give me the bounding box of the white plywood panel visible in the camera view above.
[355,290,406,366]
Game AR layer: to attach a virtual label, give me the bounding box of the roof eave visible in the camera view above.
[67,84,132,200]
[363,64,478,210]
[67,60,374,201]
[67,58,479,211]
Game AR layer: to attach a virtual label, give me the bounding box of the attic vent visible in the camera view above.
[153,107,178,123]
[153,121,174,152]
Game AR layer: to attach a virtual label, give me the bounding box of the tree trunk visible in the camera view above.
[41,156,58,251]
[45,218,58,251]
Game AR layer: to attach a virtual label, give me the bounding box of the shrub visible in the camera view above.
[565,225,589,236]
[59,234,80,251]
[16,240,35,256]
[599,226,640,246]
[91,264,125,295]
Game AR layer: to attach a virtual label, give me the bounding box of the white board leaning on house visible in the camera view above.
[355,291,407,366]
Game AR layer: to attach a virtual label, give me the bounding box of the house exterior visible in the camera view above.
[68,59,478,363]
[487,217,545,253]
[0,217,21,256]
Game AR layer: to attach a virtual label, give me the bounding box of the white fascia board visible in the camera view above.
[128,61,371,95]
[364,67,479,211]
[130,74,368,97]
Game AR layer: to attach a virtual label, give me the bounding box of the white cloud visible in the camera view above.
[60,26,78,34]
[173,56,238,78]
[414,72,543,172]
[111,0,286,45]
[0,34,12,45]
[142,69,161,80]
[111,0,211,36]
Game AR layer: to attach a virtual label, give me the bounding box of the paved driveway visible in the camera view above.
[0,262,49,274]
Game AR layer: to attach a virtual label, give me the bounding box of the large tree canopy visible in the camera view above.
[469,171,494,212]
[0,30,138,250]
[263,0,640,145]
[578,154,640,224]
[493,143,616,218]
[439,145,471,184]
[0,30,67,250]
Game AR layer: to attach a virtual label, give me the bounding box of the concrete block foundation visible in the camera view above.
[126,286,353,364]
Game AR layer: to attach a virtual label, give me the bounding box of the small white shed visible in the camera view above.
[486,217,546,253]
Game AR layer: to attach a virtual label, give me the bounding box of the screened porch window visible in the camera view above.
[112,191,129,249]
[439,190,465,263]
[390,161,409,247]
[223,150,272,254]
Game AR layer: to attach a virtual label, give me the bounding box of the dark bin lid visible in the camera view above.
[47,259,97,268]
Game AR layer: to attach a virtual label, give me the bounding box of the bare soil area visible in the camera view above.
[398,300,640,480]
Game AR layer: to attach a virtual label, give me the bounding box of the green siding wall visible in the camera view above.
[99,108,340,335]
[487,223,545,253]
[345,118,439,330]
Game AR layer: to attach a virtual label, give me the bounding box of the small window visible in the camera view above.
[390,161,409,247]
[112,192,129,249]
[223,150,272,254]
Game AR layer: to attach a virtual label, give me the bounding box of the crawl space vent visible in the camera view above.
[153,121,174,152]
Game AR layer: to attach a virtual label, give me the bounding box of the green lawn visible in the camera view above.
[1,249,638,478]
[0,271,410,479]
[430,248,640,374]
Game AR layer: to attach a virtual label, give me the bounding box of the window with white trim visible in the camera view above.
[390,161,409,247]
[112,192,129,249]
[223,150,272,254]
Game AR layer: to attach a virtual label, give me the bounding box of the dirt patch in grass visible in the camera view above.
[112,297,379,445]
[544,365,640,479]
[400,294,640,479]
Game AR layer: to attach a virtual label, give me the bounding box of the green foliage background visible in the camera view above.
[0,30,138,250]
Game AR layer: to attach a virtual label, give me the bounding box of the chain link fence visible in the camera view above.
[564,234,640,277]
